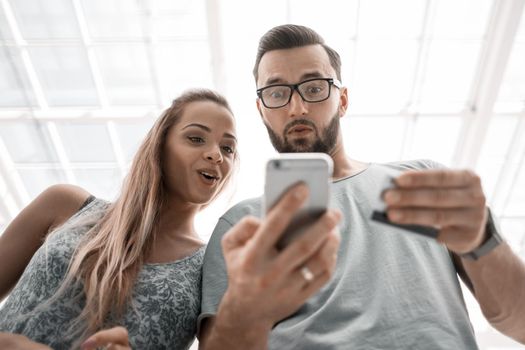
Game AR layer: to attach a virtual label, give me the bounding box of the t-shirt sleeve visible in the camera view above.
[421,158,447,170]
[390,158,447,171]
[197,216,234,335]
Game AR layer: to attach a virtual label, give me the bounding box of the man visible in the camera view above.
[198,24,525,349]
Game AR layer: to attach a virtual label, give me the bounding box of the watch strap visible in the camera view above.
[460,208,503,260]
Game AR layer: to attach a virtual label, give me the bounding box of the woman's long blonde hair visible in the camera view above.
[52,89,234,342]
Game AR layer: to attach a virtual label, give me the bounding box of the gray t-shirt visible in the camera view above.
[199,160,479,350]
[0,197,205,350]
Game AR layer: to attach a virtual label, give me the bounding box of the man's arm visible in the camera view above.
[383,169,525,343]
[454,243,525,343]
[199,184,341,350]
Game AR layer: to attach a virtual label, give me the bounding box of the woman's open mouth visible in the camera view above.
[198,169,220,185]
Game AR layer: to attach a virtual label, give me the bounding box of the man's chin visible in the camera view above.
[284,141,315,153]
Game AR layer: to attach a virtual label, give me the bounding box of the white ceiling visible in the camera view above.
[1,0,524,243]
[1,0,525,348]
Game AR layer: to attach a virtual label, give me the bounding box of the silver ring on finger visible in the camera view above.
[300,266,315,282]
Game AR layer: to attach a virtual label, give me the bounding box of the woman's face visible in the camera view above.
[163,100,237,206]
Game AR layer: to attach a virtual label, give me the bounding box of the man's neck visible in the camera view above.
[329,145,368,180]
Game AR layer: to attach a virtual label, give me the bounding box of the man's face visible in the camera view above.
[256,44,348,154]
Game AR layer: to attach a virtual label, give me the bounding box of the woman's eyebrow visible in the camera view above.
[224,133,237,143]
[182,123,237,142]
[182,123,211,132]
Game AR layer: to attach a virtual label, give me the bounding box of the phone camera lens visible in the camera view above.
[274,160,281,169]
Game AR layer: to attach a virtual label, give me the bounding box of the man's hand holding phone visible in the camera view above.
[214,183,341,349]
[264,153,333,249]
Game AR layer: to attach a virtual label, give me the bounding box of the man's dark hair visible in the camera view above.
[253,24,342,84]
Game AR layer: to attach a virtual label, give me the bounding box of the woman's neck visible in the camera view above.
[147,199,204,263]
[157,196,200,238]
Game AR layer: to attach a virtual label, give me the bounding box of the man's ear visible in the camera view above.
[338,86,349,118]
[256,98,264,119]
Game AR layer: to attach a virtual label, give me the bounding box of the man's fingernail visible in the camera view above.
[385,191,400,203]
[388,210,403,221]
[396,175,411,186]
[294,185,308,200]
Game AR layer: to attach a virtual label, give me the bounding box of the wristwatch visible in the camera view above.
[460,208,504,260]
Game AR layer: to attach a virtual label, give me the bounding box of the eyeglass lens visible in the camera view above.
[261,79,331,108]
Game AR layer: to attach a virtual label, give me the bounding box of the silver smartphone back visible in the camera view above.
[263,153,333,249]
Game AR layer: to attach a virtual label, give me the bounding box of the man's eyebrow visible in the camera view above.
[182,123,237,142]
[299,72,324,81]
[264,72,325,86]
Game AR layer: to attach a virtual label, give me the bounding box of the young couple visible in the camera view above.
[1,24,525,350]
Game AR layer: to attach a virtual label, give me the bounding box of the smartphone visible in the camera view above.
[263,153,333,249]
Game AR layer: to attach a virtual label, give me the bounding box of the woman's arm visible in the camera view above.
[0,184,91,300]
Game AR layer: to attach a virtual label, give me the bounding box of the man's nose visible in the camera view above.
[287,90,308,117]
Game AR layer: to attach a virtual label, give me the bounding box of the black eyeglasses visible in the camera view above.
[256,78,342,109]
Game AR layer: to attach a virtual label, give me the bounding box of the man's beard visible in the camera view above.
[265,113,340,154]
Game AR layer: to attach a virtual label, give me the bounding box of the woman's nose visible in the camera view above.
[204,148,223,163]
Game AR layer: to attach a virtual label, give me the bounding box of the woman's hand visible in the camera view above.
[81,326,131,350]
[0,332,52,350]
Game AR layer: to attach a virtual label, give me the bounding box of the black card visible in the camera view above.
[371,210,439,238]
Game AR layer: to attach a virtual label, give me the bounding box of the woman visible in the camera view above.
[0,89,238,349]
